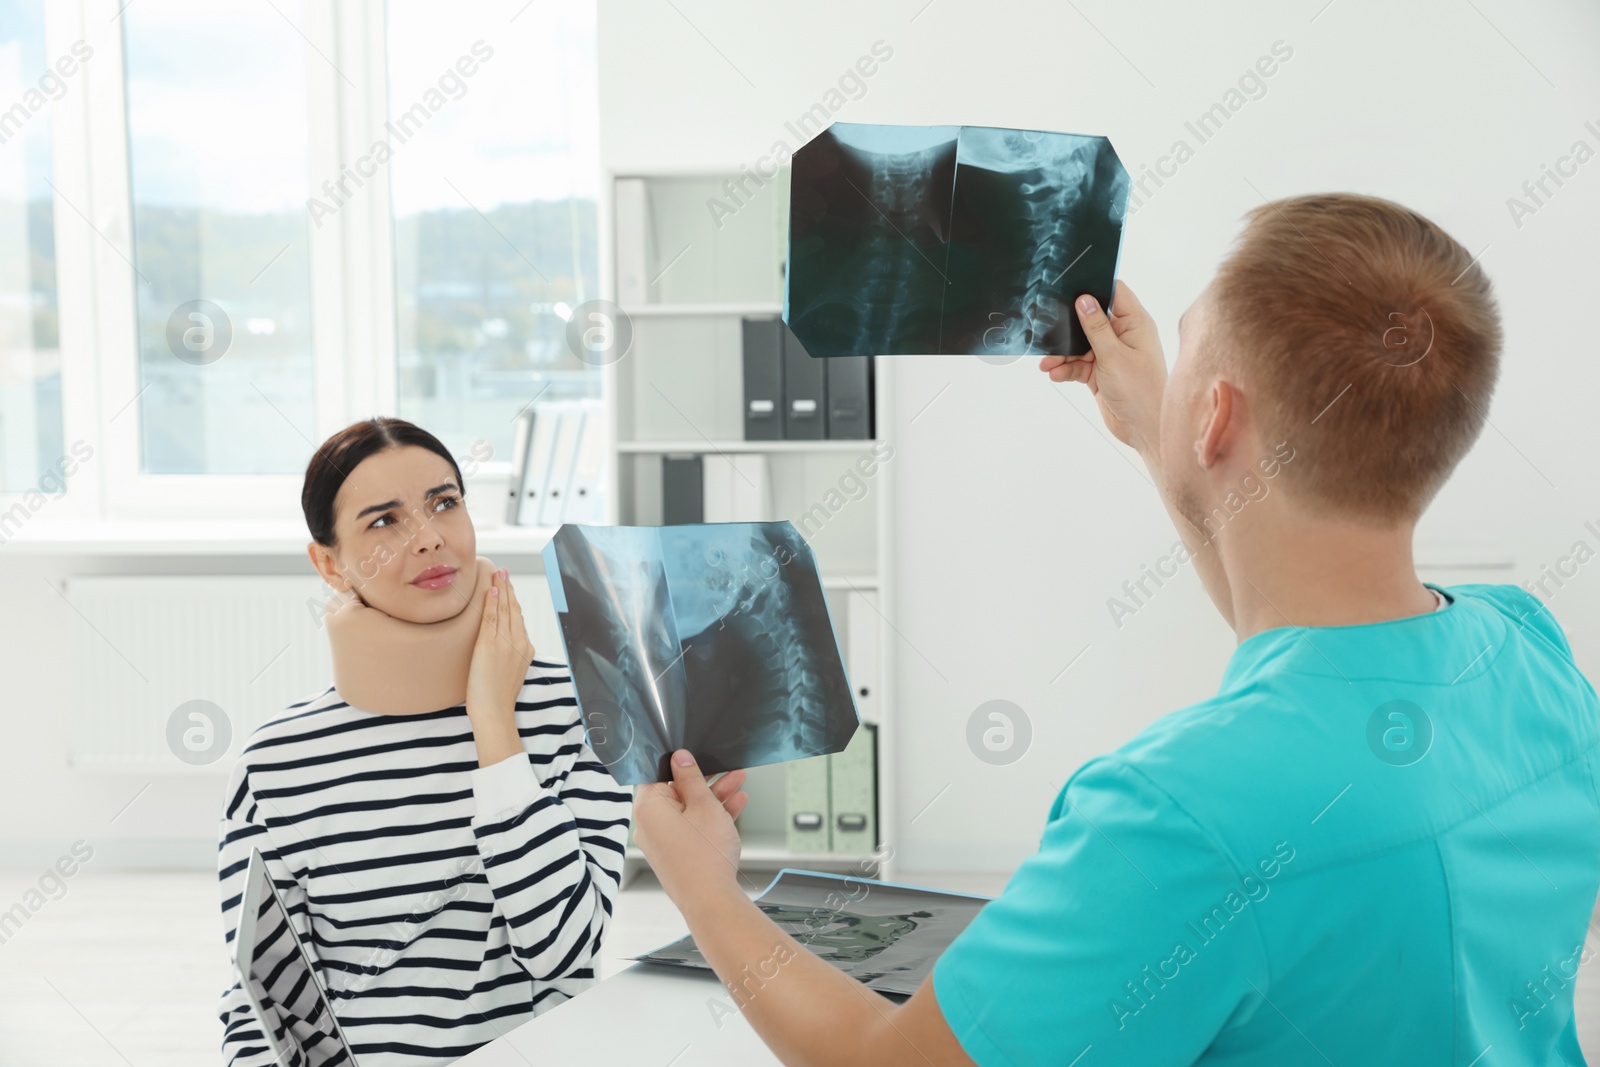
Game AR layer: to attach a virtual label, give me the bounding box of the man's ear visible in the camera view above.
[1195,378,1239,470]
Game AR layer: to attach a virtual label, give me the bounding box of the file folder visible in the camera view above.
[828,722,877,854]
[826,356,874,439]
[845,590,880,726]
[565,401,606,524]
[538,403,583,527]
[742,317,785,441]
[782,322,826,440]
[661,454,704,525]
[515,406,560,526]
[702,454,772,523]
[786,753,832,854]
[506,409,536,524]
[615,177,649,306]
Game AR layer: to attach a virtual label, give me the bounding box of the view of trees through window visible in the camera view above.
[388,0,601,470]
[0,0,63,493]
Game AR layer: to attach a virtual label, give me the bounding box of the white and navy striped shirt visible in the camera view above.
[216,658,632,1066]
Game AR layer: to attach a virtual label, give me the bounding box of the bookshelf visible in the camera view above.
[602,168,897,879]
[625,303,783,317]
[617,440,872,454]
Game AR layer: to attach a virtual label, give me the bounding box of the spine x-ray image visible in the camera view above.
[634,870,992,997]
[543,521,860,785]
[785,122,1130,358]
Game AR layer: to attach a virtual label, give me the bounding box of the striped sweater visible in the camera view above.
[216,658,632,1066]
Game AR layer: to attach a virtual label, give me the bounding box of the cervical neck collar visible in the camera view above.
[324,555,495,715]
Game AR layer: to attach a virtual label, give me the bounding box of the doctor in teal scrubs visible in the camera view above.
[633,194,1600,1065]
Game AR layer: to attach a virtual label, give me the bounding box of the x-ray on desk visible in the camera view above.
[455,962,783,1066]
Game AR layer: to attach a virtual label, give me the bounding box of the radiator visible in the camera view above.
[66,572,564,773]
[67,575,338,773]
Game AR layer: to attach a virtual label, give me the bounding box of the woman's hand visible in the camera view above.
[464,567,536,767]
[633,750,750,912]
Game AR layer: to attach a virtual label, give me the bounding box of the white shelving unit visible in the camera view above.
[601,168,898,879]
[623,832,881,872]
[625,303,783,317]
[617,439,875,454]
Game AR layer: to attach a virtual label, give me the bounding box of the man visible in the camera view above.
[634,193,1600,1065]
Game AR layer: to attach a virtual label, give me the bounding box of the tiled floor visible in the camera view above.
[2,866,1596,1065]
[0,866,1005,1066]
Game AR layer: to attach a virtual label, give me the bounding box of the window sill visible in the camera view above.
[1,519,559,558]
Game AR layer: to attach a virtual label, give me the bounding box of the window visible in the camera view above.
[386,0,600,468]
[0,0,63,493]
[122,0,316,475]
[5,0,601,518]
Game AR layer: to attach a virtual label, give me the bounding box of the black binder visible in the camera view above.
[825,356,874,439]
[741,318,785,441]
[782,323,826,441]
[662,454,703,524]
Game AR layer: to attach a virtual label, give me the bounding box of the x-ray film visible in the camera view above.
[785,122,1130,358]
[635,869,992,997]
[542,521,859,785]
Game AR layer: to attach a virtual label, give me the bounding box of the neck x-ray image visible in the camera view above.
[785,122,1130,358]
[542,521,860,784]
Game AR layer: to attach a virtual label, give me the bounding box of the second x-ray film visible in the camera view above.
[543,521,859,785]
[785,122,1130,358]
[635,869,993,997]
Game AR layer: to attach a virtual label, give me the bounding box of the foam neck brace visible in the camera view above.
[324,556,495,715]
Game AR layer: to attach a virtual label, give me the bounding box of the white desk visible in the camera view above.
[457,962,784,1065]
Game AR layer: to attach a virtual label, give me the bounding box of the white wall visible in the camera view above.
[598,0,1600,870]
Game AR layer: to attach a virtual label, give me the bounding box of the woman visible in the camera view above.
[215,417,632,1066]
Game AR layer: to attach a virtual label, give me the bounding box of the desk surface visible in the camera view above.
[456,962,783,1066]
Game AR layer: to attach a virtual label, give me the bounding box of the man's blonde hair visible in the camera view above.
[1205,193,1502,521]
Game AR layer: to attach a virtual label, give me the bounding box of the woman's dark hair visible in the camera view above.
[302,417,465,547]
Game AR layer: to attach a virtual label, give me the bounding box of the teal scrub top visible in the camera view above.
[933,583,1600,1065]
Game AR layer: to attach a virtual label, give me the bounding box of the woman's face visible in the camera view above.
[313,445,478,624]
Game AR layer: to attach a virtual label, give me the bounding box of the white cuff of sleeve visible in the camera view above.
[471,752,545,820]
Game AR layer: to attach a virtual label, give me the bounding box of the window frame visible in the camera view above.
[1,0,572,526]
